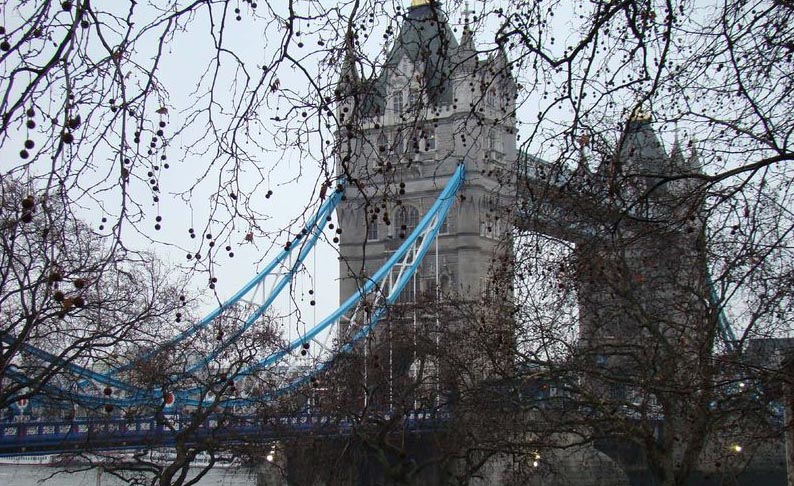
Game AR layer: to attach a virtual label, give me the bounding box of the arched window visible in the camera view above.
[367,220,379,241]
[395,205,420,238]
[377,132,388,154]
[392,91,404,114]
[423,127,436,151]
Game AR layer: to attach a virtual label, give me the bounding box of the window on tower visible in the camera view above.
[392,91,404,114]
[396,205,420,238]
[407,88,419,111]
[392,131,404,154]
[367,220,379,241]
[423,127,436,151]
[488,129,503,154]
[377,132,388,154]
[486,88,498,108]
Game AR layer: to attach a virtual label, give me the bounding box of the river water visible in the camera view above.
[0,464,259,485]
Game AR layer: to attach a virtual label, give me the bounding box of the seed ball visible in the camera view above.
[24,140,34,149]
[104,404,113,413]
[0,41,9,52]
[159,121,166,128]
[26,120,35,129]
[300,349,307,356]
[61,132,74,144]
[154,223,161,230]
[19,149,29,159]
[80,20,89,28]
[61,1,72,11]
[103,387,112,396]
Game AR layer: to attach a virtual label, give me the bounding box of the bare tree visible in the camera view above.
[0,176,187,414]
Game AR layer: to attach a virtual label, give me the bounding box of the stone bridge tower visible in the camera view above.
[334,0,517,397]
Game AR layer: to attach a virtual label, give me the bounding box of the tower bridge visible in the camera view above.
[0,1,786,484]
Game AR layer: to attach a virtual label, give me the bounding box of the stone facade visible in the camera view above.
[334,2,516,351]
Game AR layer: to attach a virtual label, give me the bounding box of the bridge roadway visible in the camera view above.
[0,411,449,456]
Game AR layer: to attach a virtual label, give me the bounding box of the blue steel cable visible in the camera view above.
[184,189,343,374]
[214,181,461,407]
[4,182,345,404]
[0,337,145,394]
[4,366,154,408]
[113,184,345,375]
[706,269,737,351]
[9,168,463,409]
[181,164,465,406]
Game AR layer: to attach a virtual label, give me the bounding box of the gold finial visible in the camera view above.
[411,0,431,6]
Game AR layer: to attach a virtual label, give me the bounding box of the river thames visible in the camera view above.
[0,464,259,485]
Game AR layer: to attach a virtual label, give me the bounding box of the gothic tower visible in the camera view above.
[575,113,709,396]
[334,0,517,396]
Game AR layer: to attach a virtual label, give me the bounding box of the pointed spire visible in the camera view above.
[669,129,685,170]
[616,109,667,179]
[338,45,360,89]
[687,135,701,171]
[488,43,514,87]
[456,2,477,71]
[336,44,362,118]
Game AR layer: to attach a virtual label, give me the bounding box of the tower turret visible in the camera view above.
[335,0,517,404]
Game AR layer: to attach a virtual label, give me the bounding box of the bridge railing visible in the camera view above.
[0,409,452,455]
